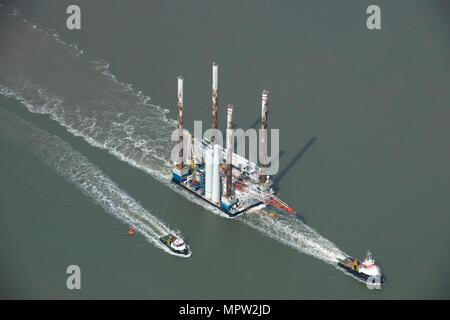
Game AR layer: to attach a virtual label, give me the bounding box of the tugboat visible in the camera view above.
[159,233,190,256]
[337,251,384,285]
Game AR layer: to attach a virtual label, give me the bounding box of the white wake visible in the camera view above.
[0,107,190,257]
[0,10,346,265]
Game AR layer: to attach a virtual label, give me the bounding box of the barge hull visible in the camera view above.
[171,178,263,218]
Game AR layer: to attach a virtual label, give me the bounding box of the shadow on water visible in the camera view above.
[269,137,317,224]
[272,136,318,187]
[247,116,261,130]
[239,116,316,188]
[238,117,317,223]
[235,115,317,224]
[234,116,261,132]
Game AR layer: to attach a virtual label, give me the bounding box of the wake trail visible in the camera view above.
[0,10,345,265]
[0,107,187,257]
[239,212,346,264]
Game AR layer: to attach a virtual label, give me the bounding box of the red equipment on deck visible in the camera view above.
[234,181,297,217]
[265,197,296,215]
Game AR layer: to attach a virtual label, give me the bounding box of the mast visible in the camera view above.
[176,76,184,169]
[225,104,234,197]
[211,62,219,144]
[259,89,269,184]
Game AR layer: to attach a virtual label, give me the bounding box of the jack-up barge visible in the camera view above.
[170,63,295,218]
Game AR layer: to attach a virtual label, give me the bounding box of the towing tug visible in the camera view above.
[170,63,296,219]
[337,251,384,285]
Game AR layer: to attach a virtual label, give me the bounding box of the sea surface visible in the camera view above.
[0,0,449,298]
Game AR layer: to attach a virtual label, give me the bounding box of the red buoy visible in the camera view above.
[128,227,135,236]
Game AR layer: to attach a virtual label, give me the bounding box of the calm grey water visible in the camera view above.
[1,0,449,299]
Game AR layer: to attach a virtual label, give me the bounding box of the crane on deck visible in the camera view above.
[234,181,297,217]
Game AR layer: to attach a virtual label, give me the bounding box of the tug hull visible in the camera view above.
[337,257,385,284]
[159,234,190,256]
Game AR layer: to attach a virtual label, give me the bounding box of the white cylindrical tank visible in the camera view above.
[204,148,213,200]
[211,144,222,204]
